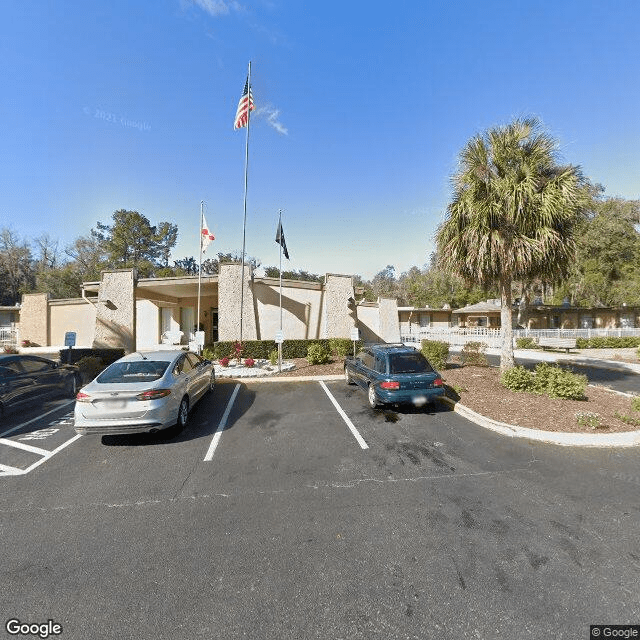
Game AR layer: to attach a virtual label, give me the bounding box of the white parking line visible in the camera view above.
[0,438,50,456]
[20,434,83,475]
[204,383,240,462]
[319,381,369,450]
[0,400,75,438]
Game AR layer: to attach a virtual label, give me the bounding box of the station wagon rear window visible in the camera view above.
[388,353,434,374]
[97,361,169,383]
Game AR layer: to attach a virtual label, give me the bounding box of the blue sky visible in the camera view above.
[1,0,639,280]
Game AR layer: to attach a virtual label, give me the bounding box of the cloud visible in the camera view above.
[255,105,288,135]
[187,0,243,17]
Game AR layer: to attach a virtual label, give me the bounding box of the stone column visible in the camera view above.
[218,263,257,341]
[324,274,356,338]
[93,269,137,353]
[19,293,49,346]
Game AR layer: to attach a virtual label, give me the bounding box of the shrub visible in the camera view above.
[75,355,105,383]
[545,367,587,400]
[575,412,602,429]
[244,358,255,368]
[576,337,589,349]
[461,341,488,366]
[59,348,124,366]
[631,396,640,413]
[219,357,229,367]
[329,338,354,358]
[576,336,640,349]
[515,337,537,349]
[501,366,535,392]
[531,362,555,394]
[307,342,332,365]
[3,345,18,354]
[269,349,278,365]
[421,340,449,370]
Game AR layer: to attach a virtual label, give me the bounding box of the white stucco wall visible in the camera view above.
[49,300,96,347]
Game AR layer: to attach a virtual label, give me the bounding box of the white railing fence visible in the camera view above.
[0,327,19,348]
[401,327,640,349]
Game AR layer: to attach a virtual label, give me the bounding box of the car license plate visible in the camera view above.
[413,395,427,406]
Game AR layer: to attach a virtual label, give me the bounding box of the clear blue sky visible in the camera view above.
[2,0,639,280]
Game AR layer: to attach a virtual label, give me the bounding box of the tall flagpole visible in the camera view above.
[278,209,283,372]
[239,60,252,345]
[197,200,204,353]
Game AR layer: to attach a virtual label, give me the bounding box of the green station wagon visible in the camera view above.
[344,343,444,409]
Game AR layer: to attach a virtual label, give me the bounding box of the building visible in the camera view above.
[16,264,401,351]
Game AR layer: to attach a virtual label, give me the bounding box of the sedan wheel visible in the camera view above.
[177,397,189,430]
[345,367,354,385]
[367,384,379,408]
[209,372,216,392]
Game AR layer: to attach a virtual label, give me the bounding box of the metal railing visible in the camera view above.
[401,327,640,348]
[0,326,18,348]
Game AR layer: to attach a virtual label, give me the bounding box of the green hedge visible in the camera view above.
[204,338,364,361]
[575,336,640,349]
[420,339,449,370]
[515,337,538,349]
[501,362,587,400]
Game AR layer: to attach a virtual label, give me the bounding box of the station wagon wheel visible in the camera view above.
[177,397,189,430]
[344,366,354,385]
[367,384,379,408]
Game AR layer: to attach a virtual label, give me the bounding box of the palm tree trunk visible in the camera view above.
[500,276,515,371]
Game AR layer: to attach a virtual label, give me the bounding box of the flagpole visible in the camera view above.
[197,200,204,353]
[278,209,283,372]
[239,60,252,345]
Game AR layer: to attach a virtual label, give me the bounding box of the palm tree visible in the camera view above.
[436,117,586,371]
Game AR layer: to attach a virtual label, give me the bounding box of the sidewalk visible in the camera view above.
[450,345,640,375]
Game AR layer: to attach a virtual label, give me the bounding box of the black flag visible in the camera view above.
[275,220,290,259]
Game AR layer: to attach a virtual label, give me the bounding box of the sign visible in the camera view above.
[275,331,284,344]
[64,332,77,347]
[195,331,205,346]
[350,327,360,341]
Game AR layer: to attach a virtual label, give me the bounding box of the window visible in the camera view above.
[97,361,169,383]
[388,353,434,374]
[374,356,386,374]
[360,352,375,370]
[186,353,202,368]
[18,357,53,373]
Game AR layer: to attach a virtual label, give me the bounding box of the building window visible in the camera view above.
[580,315,593,329]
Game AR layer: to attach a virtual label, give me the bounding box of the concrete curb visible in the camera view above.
[438,396,640,448]
[227,374,345,384]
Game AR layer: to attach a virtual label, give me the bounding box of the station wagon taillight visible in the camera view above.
[434,378,443,387]
[136,389,172,401]
[380,381,400,389]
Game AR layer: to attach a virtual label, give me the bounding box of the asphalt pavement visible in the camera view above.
[1,378,639,639]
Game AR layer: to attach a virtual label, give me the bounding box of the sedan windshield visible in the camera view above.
[97,361,170,384]
[388,353,434,374]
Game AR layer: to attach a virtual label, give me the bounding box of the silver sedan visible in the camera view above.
[74,350,215,436]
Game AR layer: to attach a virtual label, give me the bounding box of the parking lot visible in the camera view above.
[2,379,640,639]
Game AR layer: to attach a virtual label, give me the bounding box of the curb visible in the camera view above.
[221,374,345,384]
[438,396,640,448]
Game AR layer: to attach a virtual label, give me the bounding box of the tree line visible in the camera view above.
[1,159,639,315]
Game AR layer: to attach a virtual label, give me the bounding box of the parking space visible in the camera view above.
[3,377,640,639]
[0,400,79,476]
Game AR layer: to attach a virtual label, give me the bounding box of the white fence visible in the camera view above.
[401,327,640,349]
[0,327,18,348]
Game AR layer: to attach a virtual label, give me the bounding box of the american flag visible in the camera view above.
[234,76,255,130]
